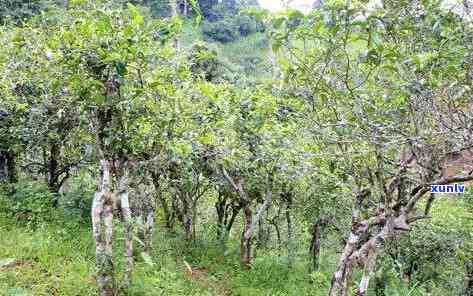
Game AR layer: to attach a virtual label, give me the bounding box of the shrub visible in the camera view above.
[189,42,220,80]
[202,18,238,43]
[60,180,94,223]
[236,14,257,37]
[3,180,54,226]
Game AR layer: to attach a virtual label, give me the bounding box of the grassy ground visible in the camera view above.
[1,196,469,295]
[0,213,322,296]
[0,215,95,295]
[179,21,272,82]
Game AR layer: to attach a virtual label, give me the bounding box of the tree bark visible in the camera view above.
[221,167,274,269]
[180,192,194,241]
[309,219,324,272]
[117,171,133,291]
[273,221,281,250]
[183,0,188,16]
[172,196,181,227]
[257,216,269,248]
[92,159,115,296]
[0,151,6,182]
[191,200,198,240]
[215,191,227,240]
[6,151,16,183]
[466,259,473,296]
[240,187,274,269]
[268,207,282,251]
[329,214,408,296]
[285,193,295,268]
[240,203,253,269]
[226,205,239,235]
[0,150,17,183]
[47,141,60,192]
[355,250,378,296]
[215,190,240,242]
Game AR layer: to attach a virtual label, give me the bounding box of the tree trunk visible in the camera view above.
[269,207,282,251]
[117,172,133,291]
[215,191,240,242]
[183,0,188,16]
[172,196,181,227]
[330,190,373,296]
[329,231,365,296]
[240,203,253,269]
[143,210,155,254]
[6,151,16,183]
[47,142,59,191]
[221,168,274,269]
[134,182,156,255]
[286,195,295,268]
[329,214,407,296]
[226,205,239,236]
[191,200,198,241]
[0,151,6,182]
[329,222,372,296]
[309,219,323,272]
[92,159,115,296]
[215,192,226,240]
[240,187,274,269]
[47,142,62,207]
[273,221,281,250]
[181,192,194,241]
[0,150,17,183]
[257,217,268,248]
[355,251,378,296]
[466,259,473,296]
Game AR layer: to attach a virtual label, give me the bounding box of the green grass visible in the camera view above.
[0,213,216,296]
[0,198,468,295]
[179,21,272,82]
[0,212,323,296]
[0,214,95,295]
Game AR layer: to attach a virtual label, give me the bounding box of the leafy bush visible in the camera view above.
[58,173,95,223]
[235,14,257,36]
[382,198,473,294]
[189,42,220,80]
[201,2,237,21]
[2,180,54,226]
[0,0,46,24]
[144,0,172,18]
[202,18,238,43]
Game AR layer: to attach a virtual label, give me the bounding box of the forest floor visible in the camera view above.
[0,197,470,295]
[0,213,321,296]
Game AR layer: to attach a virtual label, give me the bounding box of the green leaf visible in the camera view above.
[115,62,127,77]
[97,15,111,35]
[199,132,215,145]
[140,252,155,267]
[127,3,144,26]
[95,95,106,105]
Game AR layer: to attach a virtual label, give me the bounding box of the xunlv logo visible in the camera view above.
[431,184,466,193]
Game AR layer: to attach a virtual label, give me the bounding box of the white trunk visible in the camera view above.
[118,172,133,290]
[356,251,378,295]
[92,159,115,296]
